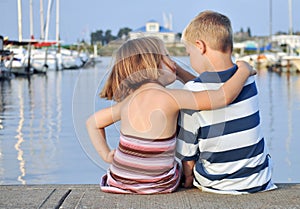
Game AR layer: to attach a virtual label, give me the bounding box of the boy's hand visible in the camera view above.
[182,160,195,188]
[183,175,194,188]
[236,60,257,76]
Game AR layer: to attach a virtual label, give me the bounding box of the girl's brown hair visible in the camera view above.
[100,36,167,102]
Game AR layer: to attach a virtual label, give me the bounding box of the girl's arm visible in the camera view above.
[170,61,255,110]
[86,102,121,163]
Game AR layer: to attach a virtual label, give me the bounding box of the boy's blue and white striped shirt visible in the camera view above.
[176,64,277,194]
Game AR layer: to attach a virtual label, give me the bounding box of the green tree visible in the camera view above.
[104,30,115,45]
[91,30,104,45]
[117,27,132,39]
[247,27,251,37]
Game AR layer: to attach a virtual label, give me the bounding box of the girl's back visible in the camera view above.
[101,83,181,194]
[120,83,179,140]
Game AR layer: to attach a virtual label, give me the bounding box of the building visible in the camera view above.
[272,35,300,50]
[129,20,177,44]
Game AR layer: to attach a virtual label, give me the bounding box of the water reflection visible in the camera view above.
[257,68,300,182]
[0,71,66,184]
[285,73,292,180]
[0,80,12,183]
[15,80,26,184]
[56,71,62,142]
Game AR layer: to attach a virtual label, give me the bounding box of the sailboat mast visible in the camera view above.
[17,0,23,42]
[45,0,52,41]
[40,0,45,40]
[56,0,60,43]
[288,0,293,35]
[29,0,34,39]
[269,0,272,38]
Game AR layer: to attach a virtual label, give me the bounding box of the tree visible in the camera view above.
[91,30,104,45]
[117,27,132,39]
[275,31,287,35]
[104,30,115,45]
[247,27,252,37]
[176,33,182,39]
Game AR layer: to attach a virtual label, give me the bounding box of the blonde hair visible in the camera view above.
[182,10,233,53]
[100,36,167,102]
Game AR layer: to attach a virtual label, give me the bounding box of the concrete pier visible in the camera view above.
[0,184,299,208]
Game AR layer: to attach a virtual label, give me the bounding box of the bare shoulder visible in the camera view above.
[128,84,179,108]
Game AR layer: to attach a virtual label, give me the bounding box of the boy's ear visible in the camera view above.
[195,40,206,54]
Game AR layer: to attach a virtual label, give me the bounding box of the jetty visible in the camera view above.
[0,184,299,208]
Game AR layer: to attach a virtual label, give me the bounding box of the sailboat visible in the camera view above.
[0,36,14,80]
[278,0,300,72]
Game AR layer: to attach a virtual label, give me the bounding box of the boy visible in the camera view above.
[176,10,277,194]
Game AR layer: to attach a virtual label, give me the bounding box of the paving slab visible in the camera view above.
[0,184,299,209]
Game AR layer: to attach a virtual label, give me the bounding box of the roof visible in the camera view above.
[132,26,173,33]
[147,19,158,23]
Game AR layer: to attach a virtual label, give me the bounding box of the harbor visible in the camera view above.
[0,57,300,185]
[0,35,100,80]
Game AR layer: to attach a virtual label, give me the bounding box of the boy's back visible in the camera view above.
[176,10,276,194]
[177,64,277,194]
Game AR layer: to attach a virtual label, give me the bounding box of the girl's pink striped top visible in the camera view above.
[100,133,181,194]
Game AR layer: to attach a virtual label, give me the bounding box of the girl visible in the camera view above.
[86,36,254,194]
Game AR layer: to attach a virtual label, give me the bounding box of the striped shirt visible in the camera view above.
[176,64,277,194]
[101,133,181,194]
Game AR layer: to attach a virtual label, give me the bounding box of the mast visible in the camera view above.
[17,0,23,42]
[56,0,60,43]
[45,0,52,41]
[269,0,272,39]
[40,0,45,40]
[288,0,293,35]
[29,0,34,39]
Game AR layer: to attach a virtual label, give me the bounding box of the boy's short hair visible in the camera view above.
[182,10,233,53]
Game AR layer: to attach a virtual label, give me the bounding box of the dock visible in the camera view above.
[0,184,299,208]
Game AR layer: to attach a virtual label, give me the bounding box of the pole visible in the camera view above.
[17,0,23,42]
[56,0,60,51]
[45,0,52,41]
[40,0,45,39]
[29,0,34,39]
[288,0,293,35]
[269,0,272,39]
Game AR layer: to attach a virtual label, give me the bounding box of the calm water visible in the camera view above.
[0,57,300,185]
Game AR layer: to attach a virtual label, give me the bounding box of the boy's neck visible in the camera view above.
[205,50,234,72]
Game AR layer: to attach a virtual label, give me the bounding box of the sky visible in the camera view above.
[0,0,299,44]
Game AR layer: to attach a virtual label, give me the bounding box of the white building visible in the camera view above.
[272,35,300,49]
[129,20,176,44]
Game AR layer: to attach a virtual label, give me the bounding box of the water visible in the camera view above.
[0,56,300,185]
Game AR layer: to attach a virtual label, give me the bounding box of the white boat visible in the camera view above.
[0,51,14,80]
[4,47,33,76]
[31,48,62,72]
[279,55,300,72]
[0,36,14,79]
[235,53,277,69]
[60,48,83,69]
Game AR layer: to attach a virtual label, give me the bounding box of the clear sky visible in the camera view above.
[0,0,299,44]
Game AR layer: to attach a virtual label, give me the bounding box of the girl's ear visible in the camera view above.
[195,40,206,54]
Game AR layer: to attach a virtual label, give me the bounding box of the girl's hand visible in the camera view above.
[236,60,257,76]
[106,149,116,163]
